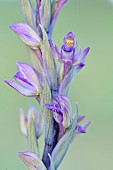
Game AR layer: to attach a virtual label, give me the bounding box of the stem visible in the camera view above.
[42,87,59,170]
[42,120,59,169]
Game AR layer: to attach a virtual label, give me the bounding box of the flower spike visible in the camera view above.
[5,0,91,169]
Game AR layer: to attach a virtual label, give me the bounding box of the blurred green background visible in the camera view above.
[0,0,113,170]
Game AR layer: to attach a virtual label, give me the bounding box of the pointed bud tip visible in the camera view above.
[3,79,7,83]
[9,24,21,32]
[86,47,90,53]
[18,151,30,157]
[84,120,91,128]
[84,47,90,55]
[9,24,15,30]
[18,152,24,157]
[77,114,86,123]
[4,79,10,84]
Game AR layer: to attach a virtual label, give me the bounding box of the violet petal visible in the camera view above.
[16,62,42,90]
[10,23,41,48]
[49,40,63,63]
[18,152,47,170]
[4,79,36,97]
[77,114,86,123]
[77,47,90,63]
[14,71,35,90]
[76,125,86,133]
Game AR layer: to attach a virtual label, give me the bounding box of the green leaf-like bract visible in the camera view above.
[21,0,36,30]
[51,110,78,169]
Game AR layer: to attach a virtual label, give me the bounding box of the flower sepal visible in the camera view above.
[45,94,72,130]
[10,23,42,49]
[18,152,47,170]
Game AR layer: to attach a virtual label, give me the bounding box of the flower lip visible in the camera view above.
[65,36,74,47]
[62,32,76,52]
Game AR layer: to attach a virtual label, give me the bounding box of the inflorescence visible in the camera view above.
[4,0,90,170]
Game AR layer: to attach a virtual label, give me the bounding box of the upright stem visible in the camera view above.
[42,89,59,169]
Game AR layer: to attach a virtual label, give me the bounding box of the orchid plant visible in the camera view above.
[4,0,90,170]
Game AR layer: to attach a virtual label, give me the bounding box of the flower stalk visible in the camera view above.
[4,0,91,170]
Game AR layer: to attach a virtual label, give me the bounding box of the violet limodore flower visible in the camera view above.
[4,0,91,170]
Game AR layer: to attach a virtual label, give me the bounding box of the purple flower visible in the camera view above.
[45,94,72,130]
[4,62,43,97]
[18,152,47,170]
[76,125,86,133]
[10,23,41,49]
[46,95,90,139]
[51,32,90,77]
[72,120,91,140]
[6,0,91,169]
[45,103,63,123]
[62,32,76,53]
[50,32,90,95]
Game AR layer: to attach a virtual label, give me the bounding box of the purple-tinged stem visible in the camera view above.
[42,120,59,169]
